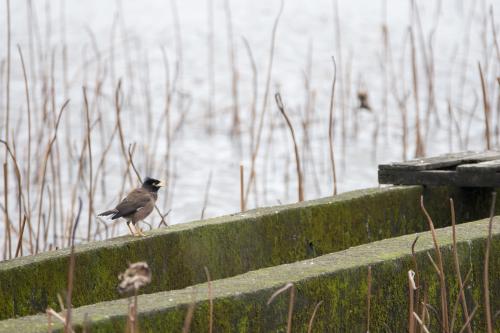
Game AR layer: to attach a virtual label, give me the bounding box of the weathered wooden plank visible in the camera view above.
[378,169,500,187]
[378,170,456,186]
[456,159,500,173]
[379,151,500,171]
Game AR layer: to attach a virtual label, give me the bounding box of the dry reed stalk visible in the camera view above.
[132,289,139,333]
[66,130,91,247]
[43,188,53,251]
[412,0,439,136]
[413,312,430,333]
[64,198,82,333]
[116,3,136,102]
[10,142,24,249]
[449,198,472,333]
[204,267,213,333]
[457,1,476,114]
[182,300,196,333]
[484,192,496,333]
[328,56,338,195]
[206,0,215,132]
[240,163,245,212]
[446,102,453,150]
[35,100,69,254]
[459,305,478,333]
[478,62,491,150]
[114,80,133,185]
[82,88,94,242]
[332,0,346,163]
[25,0,38,105]
[0,139,31,254]
[92,115,119,195]
[410,28,424,158]
[5,0,11,153]
[261,108,277,204]
[411,236,420,303]
[242,37,258,151]
[17,45,32,234]
[425,303,444,326]
[275,93,304,202]
[488,7,500,143]
[15,215,27,257]
[47,307,53,333]
[2,0,12,255]
[307,301,323,333]
[47,307,67,327]
[141,53,154,175]
[381,1,389,140]
[3,163,11,259]
[125,301,133,333]
[367,266,372,332]
[492,7,500,64]
[170,0,183,88]
[286,286,295,333]
[244,0,284,207]
[450,268,472,332]
[420,196,449,332]
[160,47,175,213]
[267,282,295,333]
[419,291,428,333]
[224,0,240,134]
[48,48,65,249]
[200,171,213,220]
[409,270,417,333]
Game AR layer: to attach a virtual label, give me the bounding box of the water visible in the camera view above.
[0,0,499,254]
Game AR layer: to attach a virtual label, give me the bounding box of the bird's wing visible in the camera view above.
[113,188,152,218]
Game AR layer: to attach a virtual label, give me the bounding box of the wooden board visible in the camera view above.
[378,151,500,171]
[456,159,500,173]
[378,150,500,187]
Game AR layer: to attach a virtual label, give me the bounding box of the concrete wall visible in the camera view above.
[0,185,496,320]
[1,217,499,332]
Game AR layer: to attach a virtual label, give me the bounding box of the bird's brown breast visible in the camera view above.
[130,198,155,223]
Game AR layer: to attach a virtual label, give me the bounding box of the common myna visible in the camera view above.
[98,177,165,236]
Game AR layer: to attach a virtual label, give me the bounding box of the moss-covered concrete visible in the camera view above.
[1,217,499,332]
[0,186,497,319]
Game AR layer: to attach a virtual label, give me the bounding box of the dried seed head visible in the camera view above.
[117,262,152,295]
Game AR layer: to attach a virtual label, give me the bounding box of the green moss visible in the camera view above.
[0,186,498,319]
[2,217,500,332]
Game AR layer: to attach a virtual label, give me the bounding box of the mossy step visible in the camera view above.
[1,217,499,332]
[0,186,496,319]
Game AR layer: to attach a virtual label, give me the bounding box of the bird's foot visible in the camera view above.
[134,228,146,237]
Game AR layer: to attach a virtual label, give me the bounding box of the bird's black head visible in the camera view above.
[142,177,165,193]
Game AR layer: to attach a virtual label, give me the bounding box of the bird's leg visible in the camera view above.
[134,222,146,237]
[126,222,135,236]
[130,223,142,237]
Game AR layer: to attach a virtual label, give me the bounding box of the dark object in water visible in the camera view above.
[357,90,372,111]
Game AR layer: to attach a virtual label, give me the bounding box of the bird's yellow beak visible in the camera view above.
[157,180,166,187]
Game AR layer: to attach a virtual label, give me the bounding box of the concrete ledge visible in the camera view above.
[0,185,496,319]
[1,217,499,332]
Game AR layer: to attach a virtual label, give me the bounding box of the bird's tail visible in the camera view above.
[98,209,118,217]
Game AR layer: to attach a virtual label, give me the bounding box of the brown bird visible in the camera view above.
[98,177,165,236]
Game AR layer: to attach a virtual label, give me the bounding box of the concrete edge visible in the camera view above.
[2,216,499,332]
